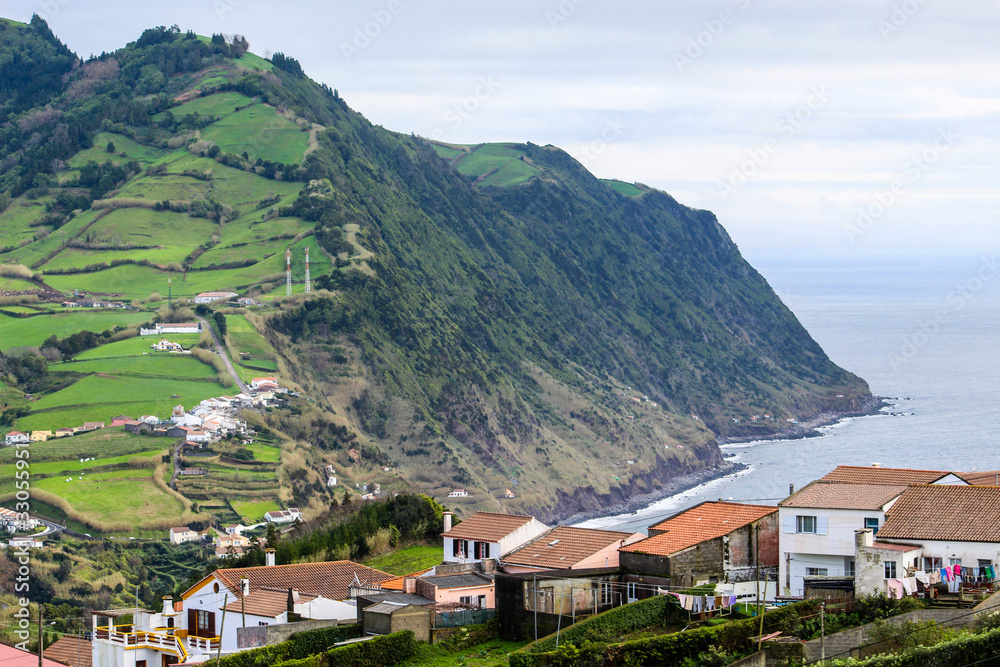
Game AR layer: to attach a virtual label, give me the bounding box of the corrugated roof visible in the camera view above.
[503,526,638,569]
[420,572,493,590]
[819,466,951,486]
[43,636,91,667]
[212,560,395,601]
[878,485,1000,542]
[779,481,907,510]
[620,502,776,557]
[442,512,540,542]
[364,602,427,615]
[222,587,317,618]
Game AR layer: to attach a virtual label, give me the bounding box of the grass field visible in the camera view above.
[225,313,277,362]
[161,91,253,120]
[363,545,442,575]
[430,143,466,160]
[66,132,168,172]
[33,469,186,527]
[200,103,308,164]
[0,310,149,351]
[601,179,644,197]
[1,206,98,267]
[230,499,283,522]
[0,429,166,463]
[74,334,202,360]
[0,195,50,247]
[113,173,212,202]
[15,373,233,431]
[243,443,281,463]
[0,449,165,481]
[52,354,217,379]
[452,144,541,187]
[402,639,529,667]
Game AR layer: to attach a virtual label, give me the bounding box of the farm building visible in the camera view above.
[194,291,239,304]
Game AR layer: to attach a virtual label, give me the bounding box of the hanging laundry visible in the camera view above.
[929,570,941,585]
[715,596,724,610]
[941,568,950,583]
[679,594,690,610]
[914,571,929,585]
[706,596,716,611]
[887,579,904,599]
[729,595,738,607]
[953,564,962,578]
[901,578,913,595]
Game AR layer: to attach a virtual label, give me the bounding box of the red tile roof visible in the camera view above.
[43,636,91,667]
[878,485,1000,543]
[211,560,395,601]
[620,502,777,557]
[381,569,433,591]
[503,526,639,569]
[1,643,64,667]
[779,481,907,511]
[819,466,952,486]
[222,587,318,618]
[442,512,540,543]
[956,471,1000,486]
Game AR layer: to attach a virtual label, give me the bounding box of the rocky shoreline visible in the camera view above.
[559,460,748,527]
[716,395,890,446]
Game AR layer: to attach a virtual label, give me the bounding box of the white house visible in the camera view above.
[250,377,278,390]
[447,489,468,498]
[194,291,239,304]
[264,508,301,524]
[441,511,549,564]
[140,322,202,336]
[778,465,971,596]
[169,527,201,546]
[4,431,29,445]
[151,339,183,351]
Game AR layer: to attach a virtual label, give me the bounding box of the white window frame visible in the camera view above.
[884,561,897,579]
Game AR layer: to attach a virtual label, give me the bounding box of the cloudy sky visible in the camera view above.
[11,0,998,264]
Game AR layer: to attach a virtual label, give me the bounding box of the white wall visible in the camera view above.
[498,519,550,555]
[779,506,891,596]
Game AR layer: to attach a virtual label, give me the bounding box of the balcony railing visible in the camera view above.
[94,625,213,657]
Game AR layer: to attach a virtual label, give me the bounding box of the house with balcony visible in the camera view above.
[441,511,549,564]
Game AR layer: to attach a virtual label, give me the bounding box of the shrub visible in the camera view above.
[215,624,362,667]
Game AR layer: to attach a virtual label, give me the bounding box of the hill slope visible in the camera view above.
[0,19,874,521]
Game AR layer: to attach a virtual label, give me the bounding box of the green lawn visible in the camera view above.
[0,311,149,351]
[453,144,540,187]
[430,144,466,160]
[43,264,175,300]
[52,354,217,379]
[225,313,276,361]
[601,179,644,197]
[0,195,49,247]
[0,449,165,481]
[1,207,99,267]
[230,499,283,523]
[0,429,165,463]
[74,334,202,360]
[66,132,167,170]
[243,443,281,463]
[402,639,529,667]
[363,545,442,575]
[113,173,212,202]
[162,91,254,120]
[200,103,308,164]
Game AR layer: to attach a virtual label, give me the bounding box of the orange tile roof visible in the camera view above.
[212,560,395,601]
[956,471,1000,486]
[222,587,318,618]
[620,502,777,557]
[43,636,91,667]
[819,466,951,486]
[878,485,1000,542]
[381,568,433,591]
[442,512,540,543]
[503,526,639,569]
[779,481,907,510]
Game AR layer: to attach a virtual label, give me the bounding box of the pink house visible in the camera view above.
[501,525,645,574]
[415,572,495,609]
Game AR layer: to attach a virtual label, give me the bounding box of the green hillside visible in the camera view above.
[0,19,874,524]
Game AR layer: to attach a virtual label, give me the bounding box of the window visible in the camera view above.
[885,562,897,579]
[473,541,491,559]
[980,559,993,569]
[806,568,828,576]
[796,516,817,533]
[923,557,942,571]
[452,539,469,559]
[846,558,856,576]
[864,517,879,533]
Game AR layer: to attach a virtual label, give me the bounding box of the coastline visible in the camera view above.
[561,460,748,527]
[565,399,890,528]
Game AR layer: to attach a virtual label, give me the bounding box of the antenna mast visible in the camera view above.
[304,248,311,294]
[285,248,292,296]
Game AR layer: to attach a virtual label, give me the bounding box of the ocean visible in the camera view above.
[578,255,1000,534]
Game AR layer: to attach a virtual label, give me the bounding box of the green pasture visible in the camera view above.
[224,313,276,360]
[208,160,304,209]
[453,143,540,187]
[52,354,217,379]
[601,179,644,197]
[230,499,283,523]
[0,310,148,351]
[0,379,28,411]
[430,143,466,160]
[215,216,312,249]
[200,103,308,164]
[164,91,253,120]
[0,449,165,481]
[0,196,49,247]
[235,51,273,71]
[0,279,41,292]
[87,207,219,256]
[74,334,202,360]
[33,469,186,527]
[363,545,443,575]
[0,429,165,463]
[66,132,167,170]
[42,264,175,300]
[243,443,281,463]
[1,207,98,267]
[113,173,212,202]
[15,374,232,431]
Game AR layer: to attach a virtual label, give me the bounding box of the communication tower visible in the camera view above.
[285,248,292,296]
[304,248,311,294]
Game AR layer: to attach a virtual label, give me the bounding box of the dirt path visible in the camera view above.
[196,315,250,394]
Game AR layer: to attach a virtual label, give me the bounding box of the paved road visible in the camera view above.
[196,316,250,394]
[170,439,183,490]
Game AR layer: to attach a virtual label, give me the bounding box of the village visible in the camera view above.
[5,462,999,667]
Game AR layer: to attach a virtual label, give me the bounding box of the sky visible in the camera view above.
[9,0,999,264]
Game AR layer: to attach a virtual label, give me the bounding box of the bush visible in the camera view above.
[215,624,362,667]
[825,625,1000,666]
[524,594,670,654]
[272,631,416,667]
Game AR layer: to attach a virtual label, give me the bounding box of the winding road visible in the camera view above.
[195,315,249,394]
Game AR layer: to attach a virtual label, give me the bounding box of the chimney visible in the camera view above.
[856,528,874,550]
[265,548,276,567]
[403,577,416,594]
[789,483,795,496]
[443,511,453,533]
[286,587,301,622]
[241,578,250,596]
[162,596,174,616]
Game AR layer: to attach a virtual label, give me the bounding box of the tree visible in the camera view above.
[106,141,116,153]
[265,522,278,549]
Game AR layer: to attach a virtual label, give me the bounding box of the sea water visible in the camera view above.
[578,255,1000,534]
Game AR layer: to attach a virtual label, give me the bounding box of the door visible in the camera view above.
[627,582,638,603]
[948,558,962,593]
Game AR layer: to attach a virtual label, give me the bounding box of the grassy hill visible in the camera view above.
[0,19,875,526]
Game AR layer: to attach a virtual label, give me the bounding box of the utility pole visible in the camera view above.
[216,594,228,666]
[820,601,826,662]
[756,522,764,651]
[37,607,42,667]
[241,578,248,629]
[168,276,172,309]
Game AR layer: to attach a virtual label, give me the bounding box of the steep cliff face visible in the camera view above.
[0,19,873,519]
